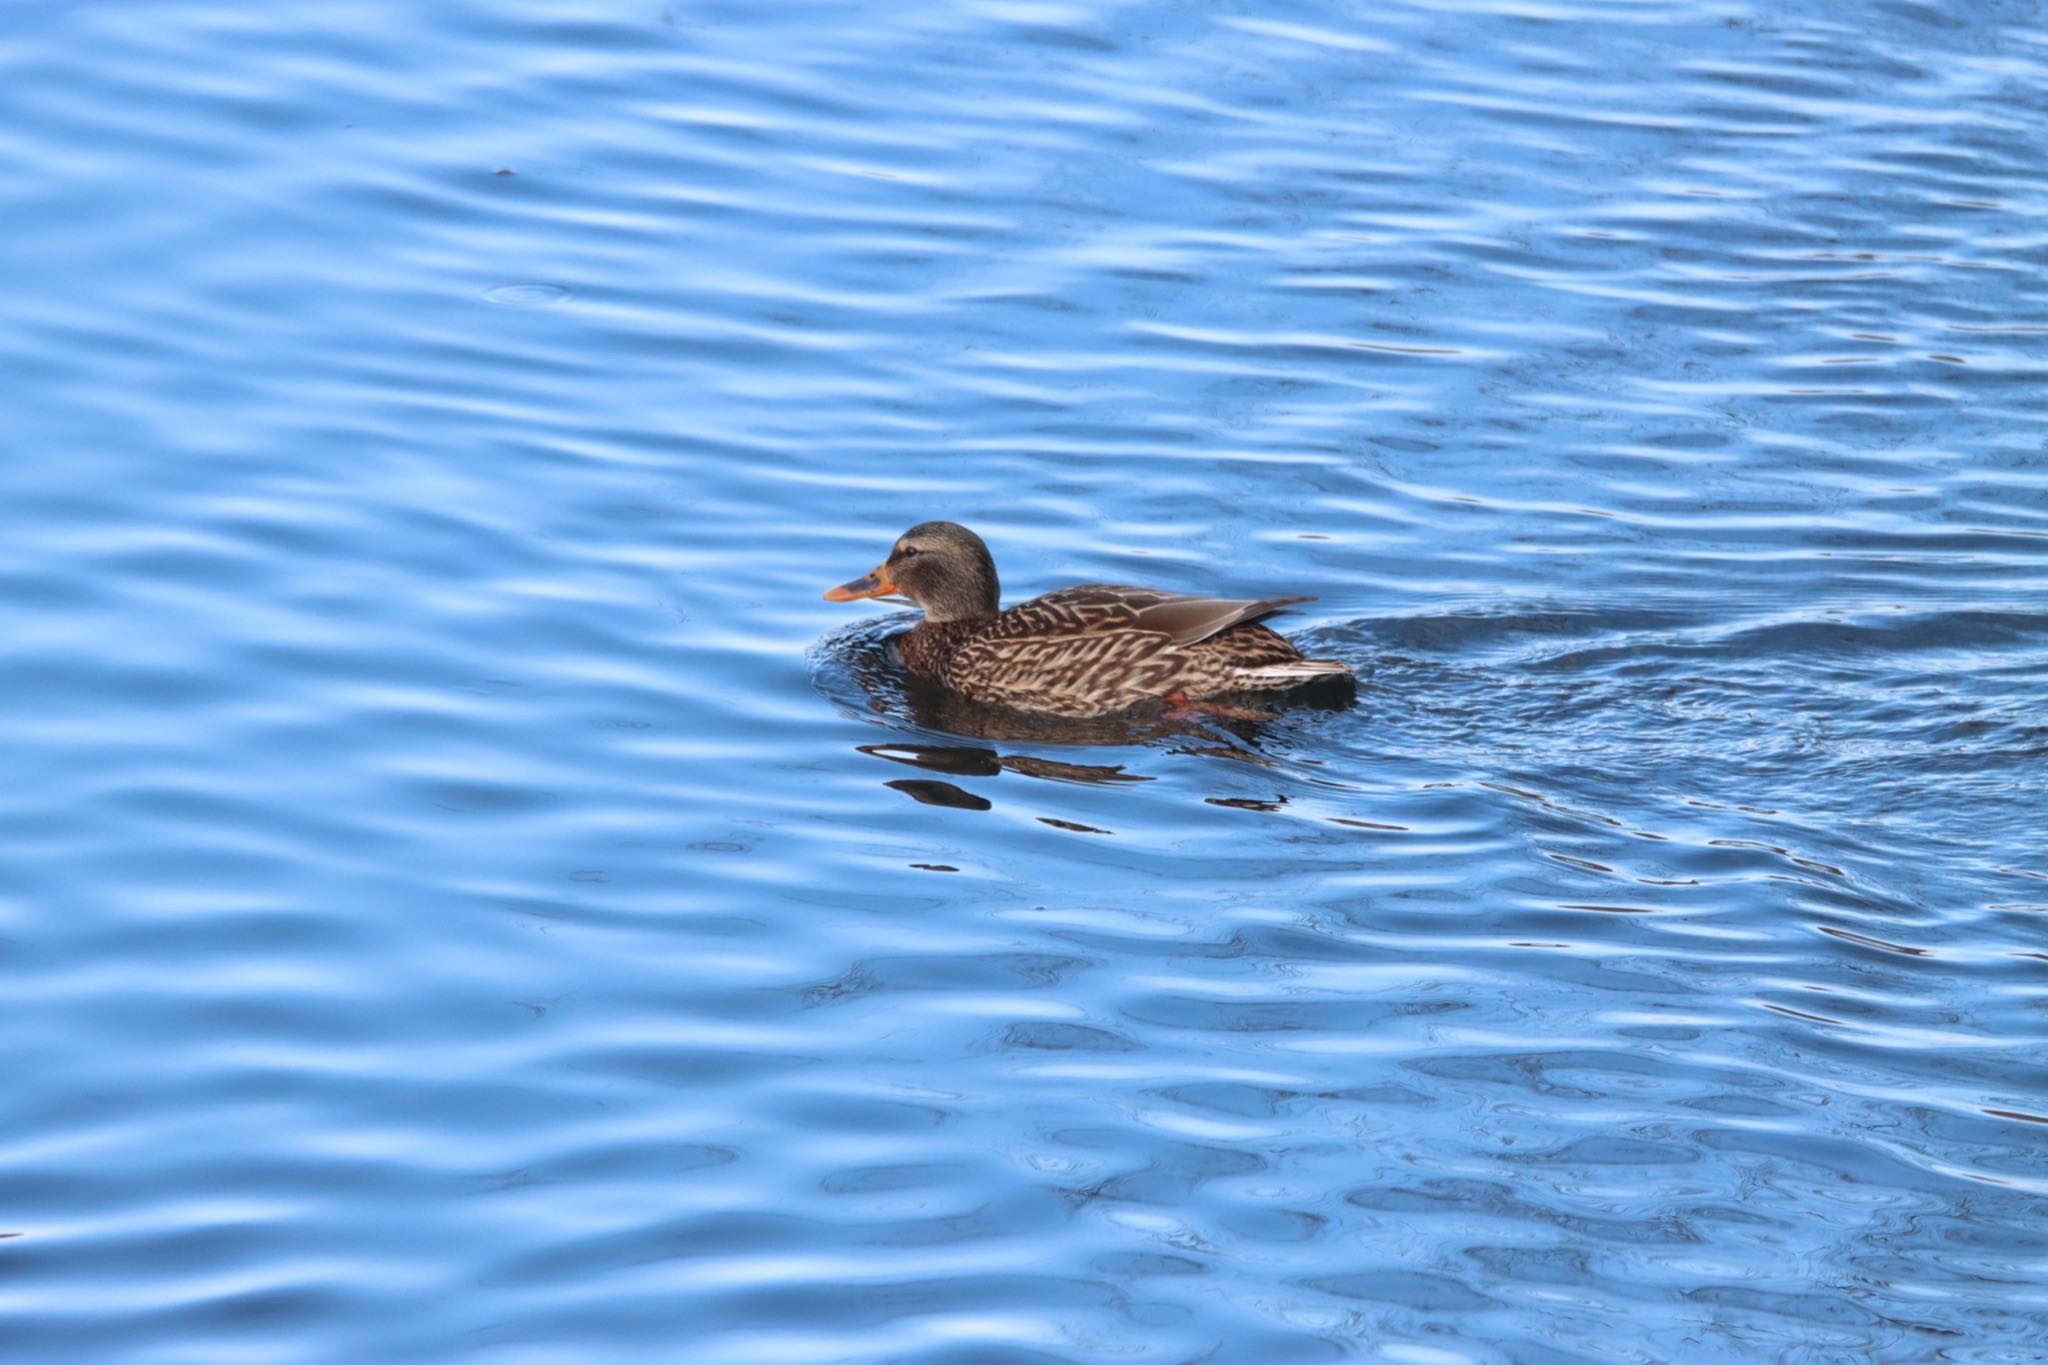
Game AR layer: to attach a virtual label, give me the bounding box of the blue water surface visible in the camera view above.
[3,0,2046,1360]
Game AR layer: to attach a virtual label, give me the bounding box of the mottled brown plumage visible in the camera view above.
[824,522,1351,717]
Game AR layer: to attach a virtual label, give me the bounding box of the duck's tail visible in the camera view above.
[1234,658,1353,687]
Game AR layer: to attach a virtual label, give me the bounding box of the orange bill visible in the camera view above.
[823,565,897,601]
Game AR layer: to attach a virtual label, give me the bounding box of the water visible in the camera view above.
[3,0,2045,1359]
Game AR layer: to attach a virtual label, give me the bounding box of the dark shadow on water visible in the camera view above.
[883,778,993,811]
[861,744,1151,785]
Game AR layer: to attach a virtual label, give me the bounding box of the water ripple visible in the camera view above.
[3,0,2046,1359]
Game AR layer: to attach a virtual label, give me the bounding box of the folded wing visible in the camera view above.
[1001,585,1315,646]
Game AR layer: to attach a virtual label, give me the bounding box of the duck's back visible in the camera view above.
[936,584,1332,715]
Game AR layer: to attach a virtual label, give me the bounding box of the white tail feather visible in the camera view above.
[1235,659,1352,685]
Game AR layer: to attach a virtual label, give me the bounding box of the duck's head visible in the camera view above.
[824,521,1000,623]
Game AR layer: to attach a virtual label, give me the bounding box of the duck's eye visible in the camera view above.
[899,545,921,559]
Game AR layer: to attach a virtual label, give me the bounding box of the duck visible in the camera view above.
[824,521,1350,717]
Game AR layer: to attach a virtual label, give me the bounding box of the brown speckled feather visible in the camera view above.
[899,584,1345,716]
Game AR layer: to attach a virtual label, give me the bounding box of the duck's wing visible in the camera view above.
[1000,585,1315,646]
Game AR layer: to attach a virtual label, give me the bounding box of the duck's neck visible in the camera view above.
[900,615,987,680]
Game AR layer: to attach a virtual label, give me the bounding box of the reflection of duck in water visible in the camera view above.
[825,521,1351,718]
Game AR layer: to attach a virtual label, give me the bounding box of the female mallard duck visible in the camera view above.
[825,521,1350,717]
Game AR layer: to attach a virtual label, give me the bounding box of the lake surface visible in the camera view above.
[4,0,2045,1359]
